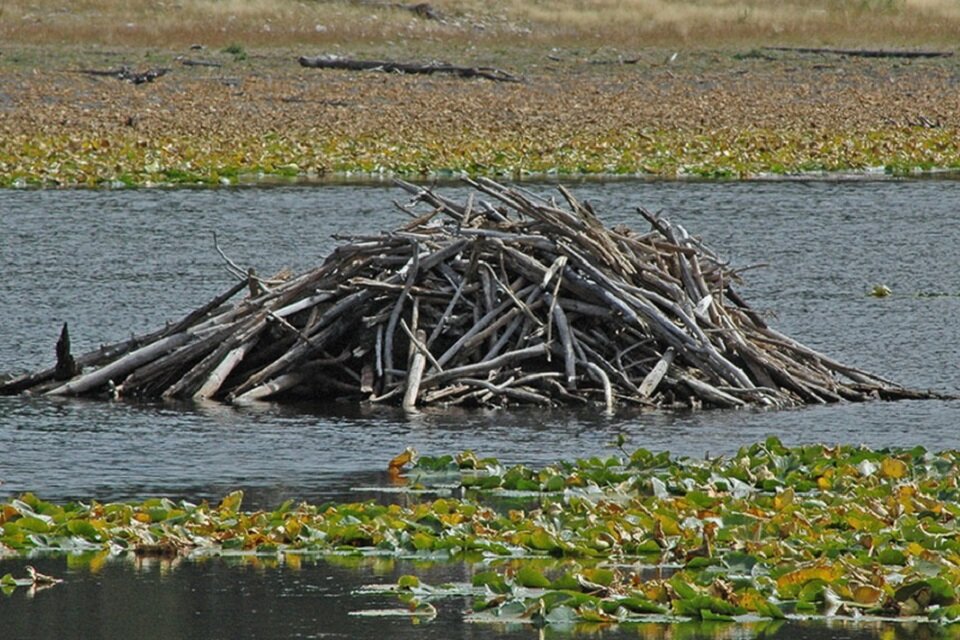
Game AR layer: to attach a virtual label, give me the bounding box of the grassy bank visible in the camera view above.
[4,0,960,50]
[1,1,959,185]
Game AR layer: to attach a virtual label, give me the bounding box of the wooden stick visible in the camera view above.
[189,340,255,401]
[422,343,549,388]
[552,303,577,389]
[638,347,675,399]
[402,329,428,410]
[46,333,193,396]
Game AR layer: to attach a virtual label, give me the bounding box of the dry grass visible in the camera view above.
[2,0,960,50]
[506,0,960,47]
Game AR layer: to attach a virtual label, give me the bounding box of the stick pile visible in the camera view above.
[0,179,938,409]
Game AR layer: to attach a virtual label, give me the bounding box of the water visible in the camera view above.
[2,179,960,639]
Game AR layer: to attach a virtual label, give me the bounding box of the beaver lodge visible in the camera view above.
[0,179,942,410]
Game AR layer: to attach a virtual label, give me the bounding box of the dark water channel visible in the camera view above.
[2,180,960,639]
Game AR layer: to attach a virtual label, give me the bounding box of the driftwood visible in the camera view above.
[179,58,222,68]
[358,1,442,20]
[298,55,523,83]
[763,46,954,59]
[78,66,170,84]
[0,180,946,410]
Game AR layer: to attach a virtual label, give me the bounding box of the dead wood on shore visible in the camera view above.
[298,55,523,82]
[762,46,954,59]
[77,66,170,84]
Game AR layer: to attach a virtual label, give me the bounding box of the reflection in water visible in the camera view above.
[3,180,960,638]
[1,553,955,640]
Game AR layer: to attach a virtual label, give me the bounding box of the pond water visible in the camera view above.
[2,179,960,639]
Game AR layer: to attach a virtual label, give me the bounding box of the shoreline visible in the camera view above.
[5,166,960,190]
[3,44,960,187]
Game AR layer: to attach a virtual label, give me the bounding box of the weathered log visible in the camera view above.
[762,46,953,59]
[297,55,523,83]
[47,333,193,396]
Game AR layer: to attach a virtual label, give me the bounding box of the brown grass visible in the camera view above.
[2,0,959,51]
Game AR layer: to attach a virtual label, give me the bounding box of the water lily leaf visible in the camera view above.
[686,556,718,569]
[414,455,455,471]
[928,577,957,605]
[550,572,580,591]
[722,551,759,573]
[397,575,420,590]
[794,600,818,614]
[776,564,841,598]
[877,548,907,566]
[410,532,434,551]
[797,579,829,603]
[147,507,168,523]
[473,571,510,594]
[579,567,614,588]
[673,595,742,618]
[66,519,101,542]
[931,603,960,624]
[517,566,552,589]
[14,516,50,534]
[477,475,503,490]
[880,457,909,480]
[851,583,884,605]
[700,608,735,622]
[543,603,578,624]
[632,539,662,554]
[496,599,528,617]
[754,598,786,619]
[669,576,699,600]
[542,475,565,492]
[613,596,666,614]
[578,603,616,623]
[685,490,716,509]
[218,490,244,514]
[528,529,560,553]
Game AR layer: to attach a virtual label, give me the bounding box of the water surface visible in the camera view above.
[2,180,959,638]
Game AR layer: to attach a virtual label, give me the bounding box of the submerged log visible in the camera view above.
[1,180,949,409]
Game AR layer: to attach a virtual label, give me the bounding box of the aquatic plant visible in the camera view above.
[5,440,960,628]
[1,125,958,187]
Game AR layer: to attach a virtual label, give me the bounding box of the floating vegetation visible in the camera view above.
[5,441,960,629]
[1,126,959,187]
